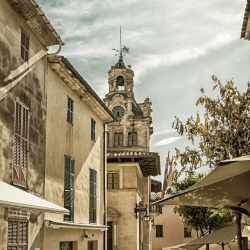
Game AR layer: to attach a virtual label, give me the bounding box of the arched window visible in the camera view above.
[114,133,123,146]
[116,76,125,90]
[128,132,137,146]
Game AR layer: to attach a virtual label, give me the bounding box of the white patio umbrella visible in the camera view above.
[152,155,250,250]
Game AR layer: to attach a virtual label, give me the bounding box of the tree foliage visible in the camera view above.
[169,76,250,174]
[171,171,235,238]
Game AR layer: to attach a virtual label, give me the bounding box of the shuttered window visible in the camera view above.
[64,156,75,221]
[89,169,97,223]
[107,173,119,189]
[13,101,29,187]
[67,96,74,125]
[91,118,96,141]
[114,133,123,146]
[21,29,29,61]
[128,132,137,146]
[8,220,28,250]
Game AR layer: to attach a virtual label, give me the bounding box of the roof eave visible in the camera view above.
[48,56,116,123]
[8,0,64,47]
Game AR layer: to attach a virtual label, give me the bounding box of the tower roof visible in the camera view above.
[110,55,133,72]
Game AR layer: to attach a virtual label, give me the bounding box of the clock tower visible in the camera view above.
[104,53,153,152]
[104,41,161,250]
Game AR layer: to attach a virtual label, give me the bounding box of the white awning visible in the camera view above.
[45,219,108,231]
[0,181,69,215]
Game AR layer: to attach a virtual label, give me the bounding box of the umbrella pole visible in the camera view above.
[221,243,225,250]
[236,212,242,250]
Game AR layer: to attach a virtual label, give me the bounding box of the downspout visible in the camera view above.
[47,43,62,56]
[103,124,107,250]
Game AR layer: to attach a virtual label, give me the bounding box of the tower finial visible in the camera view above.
[112,27,130,57]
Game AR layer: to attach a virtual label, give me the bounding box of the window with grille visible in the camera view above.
[64,156,75,221]
[184,227,191,238]
[128,132,137,146]
[13,101,29,187]
[8,220,28,250]
[114,133,123,146]
[89,169,97,223]
[107,173,119,189]
[156,225,163,237]
[21,29,29,62]
[91,118,96,141]
[67,96,74,125]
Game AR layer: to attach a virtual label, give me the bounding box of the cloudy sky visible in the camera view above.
[38,0,250,181]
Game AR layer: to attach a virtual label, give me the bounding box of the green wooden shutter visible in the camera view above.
[64,156,74,221]
[89,169,97,223]
[13,101,28,187]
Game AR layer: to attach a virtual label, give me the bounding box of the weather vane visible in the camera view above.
[112,26,129,57]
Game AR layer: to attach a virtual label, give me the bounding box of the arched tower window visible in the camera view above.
[116,76,125,91]
[128,132,137,146]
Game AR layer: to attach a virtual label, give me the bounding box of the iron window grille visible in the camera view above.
[8,220,28,250]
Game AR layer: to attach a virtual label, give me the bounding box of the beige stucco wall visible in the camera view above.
[152,205,196,250]
[107,162,151,250]
[45,66,105,223]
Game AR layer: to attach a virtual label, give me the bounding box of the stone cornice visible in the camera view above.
[8,0,64,47]
[48,56,115,123]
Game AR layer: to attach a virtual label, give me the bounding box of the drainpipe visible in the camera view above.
[103,124,107,250]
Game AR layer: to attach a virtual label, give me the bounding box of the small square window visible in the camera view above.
[156,225,163,237]
[21,29,29,61]
[184,227,191,238]
[91,118,96,141]
[67,96,74,125]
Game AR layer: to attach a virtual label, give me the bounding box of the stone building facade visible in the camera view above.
[104,54,161,250]
[0,1,114,250]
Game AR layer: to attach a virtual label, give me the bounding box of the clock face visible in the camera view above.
[112,106,125,118]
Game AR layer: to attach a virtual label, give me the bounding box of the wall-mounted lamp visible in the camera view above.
[151,218,156,229]
[134,202,150,222]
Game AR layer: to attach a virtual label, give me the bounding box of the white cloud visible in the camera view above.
[153,137,182,147]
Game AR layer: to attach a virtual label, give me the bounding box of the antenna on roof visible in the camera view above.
[112,26,129,57]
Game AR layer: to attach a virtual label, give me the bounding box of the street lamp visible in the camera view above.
[134,202,150,222]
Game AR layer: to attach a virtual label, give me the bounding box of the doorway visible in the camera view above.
[107,221,113,250]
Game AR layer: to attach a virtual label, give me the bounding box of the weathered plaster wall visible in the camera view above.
[0,0,47,196]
